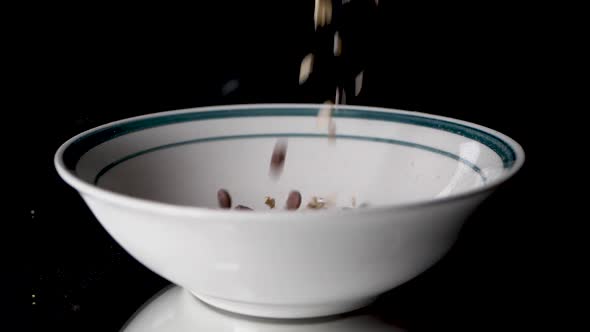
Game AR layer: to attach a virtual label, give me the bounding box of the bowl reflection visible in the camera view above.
[122,285,406,332]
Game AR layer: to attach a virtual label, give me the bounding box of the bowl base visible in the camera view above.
[190,291,377,319]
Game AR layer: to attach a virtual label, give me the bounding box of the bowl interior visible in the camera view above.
[62,105,519,210]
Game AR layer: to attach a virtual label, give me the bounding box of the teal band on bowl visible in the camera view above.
[93,133,487,185]
[63,107,517,172]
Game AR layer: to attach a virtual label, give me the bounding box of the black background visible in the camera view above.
[15,1,556,331]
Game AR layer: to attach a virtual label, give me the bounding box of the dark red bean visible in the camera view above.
[286,190,302,210]
[234,205,253,211]
[269,139,287,179]
[217,189,232,209]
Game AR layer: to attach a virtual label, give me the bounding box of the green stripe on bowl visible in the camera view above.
[93,133,487,185]
[63,107,517,171]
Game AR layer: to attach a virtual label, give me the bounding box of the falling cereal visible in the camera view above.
[324,0,333,25]
[334,86,346,105]
[317,100,333,129]
[314,0,320,29]
[333,31,342,56]
[328,121,337,142]
[269,139,288,179]
[314,0,333,29]
[221,79,240,96]
[299,53,314,84]
[355,71,364,96]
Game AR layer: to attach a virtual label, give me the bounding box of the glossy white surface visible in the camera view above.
[55,104,524,318]
[122,285,406,332]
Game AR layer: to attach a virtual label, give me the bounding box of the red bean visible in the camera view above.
[217,189,232,209]
[286,190,302,210]
[269,139,287,179]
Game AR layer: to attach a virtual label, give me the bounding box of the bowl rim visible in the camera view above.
[54,103,525,218]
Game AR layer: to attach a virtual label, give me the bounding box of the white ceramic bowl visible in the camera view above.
[55,104,524,318]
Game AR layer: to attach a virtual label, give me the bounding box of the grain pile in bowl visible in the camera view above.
[214,141,362,211]
[215,0,375,211]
